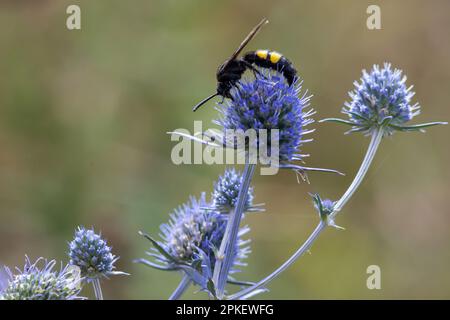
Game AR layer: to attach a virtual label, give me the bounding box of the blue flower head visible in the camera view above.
[215,72,314,163]
[0,256,83,300]
[212,167,254,212]
[138,193,250,286]
[323,63,446,134]
[68,227,126,281]
[343,63,420,134]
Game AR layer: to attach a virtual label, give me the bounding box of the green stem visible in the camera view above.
[229,128,384,300]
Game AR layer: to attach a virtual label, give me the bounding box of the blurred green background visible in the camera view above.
[0,0,449,299]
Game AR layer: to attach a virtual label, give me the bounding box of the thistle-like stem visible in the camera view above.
[169,274,191,300]
[331,128,383,217]
[229,128,384,300]
[213,160,256,299]
[92,278,104,300]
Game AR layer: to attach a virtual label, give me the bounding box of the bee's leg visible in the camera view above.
[232,82,246,98]
[236,86,243,97]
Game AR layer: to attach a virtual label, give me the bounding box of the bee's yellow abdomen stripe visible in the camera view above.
[269,51,282,63]
[256,50,268,60]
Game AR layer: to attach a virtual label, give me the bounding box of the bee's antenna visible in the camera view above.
[192,93,219,112]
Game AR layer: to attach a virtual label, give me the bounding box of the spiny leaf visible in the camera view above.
[279,163,345,176]
[311,193,322,211]
[346,111,370,122]
[178,265,209,289]
[207,279,217,299]
[133,258,177,271]
[389,121,448,132]
[138,231,176,263]
[227,279,256,287]
[344,126,371,134]
[319,118,360,126]
[191,259,203,271]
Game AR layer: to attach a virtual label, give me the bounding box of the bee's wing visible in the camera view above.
[227,18,269,63]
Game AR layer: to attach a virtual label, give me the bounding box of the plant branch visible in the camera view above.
[229,128,384,300]
[169,274,191,300]
[213,160,256,299]
[92,278,104,300]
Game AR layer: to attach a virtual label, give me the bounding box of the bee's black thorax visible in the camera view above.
[216,59,246,97]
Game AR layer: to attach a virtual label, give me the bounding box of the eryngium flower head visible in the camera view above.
[69,227,125,280]
[0,257,82,300]
[215,72,313,163]
[212,167,254,212]
[162,194,249,267]
[344,63,419,134]
[139,193,249,277]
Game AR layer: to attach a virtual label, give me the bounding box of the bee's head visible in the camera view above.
[217,82,232,98]
[216,60,229,78]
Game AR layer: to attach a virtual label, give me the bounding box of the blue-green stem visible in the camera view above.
[92,278,104,300]
[213,160,256,299]
[229,128,384,300]
[169,274,191,300]
[331,128,384,216]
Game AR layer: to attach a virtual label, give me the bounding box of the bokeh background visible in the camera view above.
[0,0,449,299]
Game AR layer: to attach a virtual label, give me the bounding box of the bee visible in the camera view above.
[192,18,298,112]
